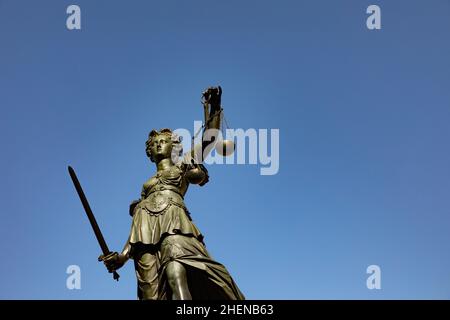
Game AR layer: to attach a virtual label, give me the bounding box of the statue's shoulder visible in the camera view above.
[142,175,158,191]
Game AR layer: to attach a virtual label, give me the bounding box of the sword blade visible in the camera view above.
[68,166,110,255]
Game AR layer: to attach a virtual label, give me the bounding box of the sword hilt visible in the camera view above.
[99,251,121,281]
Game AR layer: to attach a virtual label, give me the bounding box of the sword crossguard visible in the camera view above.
[98,251,117,262]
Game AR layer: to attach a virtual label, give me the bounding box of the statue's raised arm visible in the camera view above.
[187,86,223,165]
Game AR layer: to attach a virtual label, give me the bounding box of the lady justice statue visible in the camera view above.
[100,86,245,300]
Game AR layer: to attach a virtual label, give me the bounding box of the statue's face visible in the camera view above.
[150,134,173,162]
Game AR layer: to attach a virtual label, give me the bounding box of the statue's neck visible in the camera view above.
[156,158,174,172]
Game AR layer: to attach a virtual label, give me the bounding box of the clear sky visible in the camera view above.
[1,0,450,299]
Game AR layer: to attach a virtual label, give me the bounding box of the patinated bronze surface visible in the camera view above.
[100,87,245,300]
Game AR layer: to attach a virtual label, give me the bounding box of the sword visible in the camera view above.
[68,166,120,281]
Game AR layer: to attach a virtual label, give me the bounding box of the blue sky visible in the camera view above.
[1,0,450,299]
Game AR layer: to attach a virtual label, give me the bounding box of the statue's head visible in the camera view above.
[145,128,183,163]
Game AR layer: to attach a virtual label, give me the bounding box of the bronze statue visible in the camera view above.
[98,86,245,300]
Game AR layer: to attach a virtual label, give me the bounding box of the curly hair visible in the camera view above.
[145,128,183,163]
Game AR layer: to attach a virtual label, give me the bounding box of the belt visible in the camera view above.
[145,185,184,199]
[139,189,187,215]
